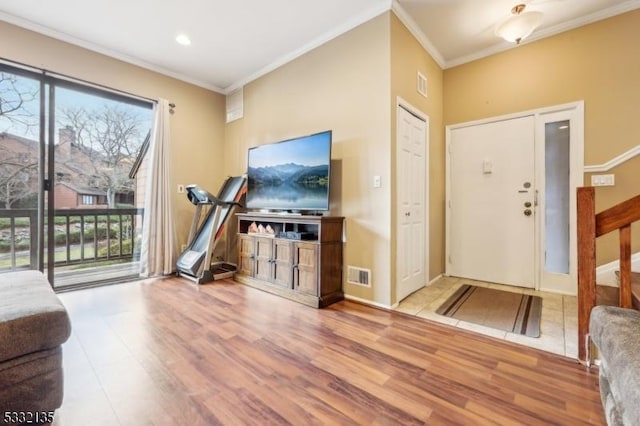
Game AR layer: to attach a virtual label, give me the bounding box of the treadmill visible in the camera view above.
[176,176,246,284]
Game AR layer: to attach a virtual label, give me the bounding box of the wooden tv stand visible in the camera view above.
[234,212,344,308]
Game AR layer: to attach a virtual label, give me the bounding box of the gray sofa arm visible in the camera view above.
[590,305,640,425]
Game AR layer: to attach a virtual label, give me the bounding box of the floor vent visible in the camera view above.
[347,266,371,287]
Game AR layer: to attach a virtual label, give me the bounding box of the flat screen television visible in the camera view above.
[246,130,332,212]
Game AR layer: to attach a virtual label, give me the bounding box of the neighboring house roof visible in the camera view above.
[0,132,39,155]
[57,181,106,197]
[129,131,150,179]
[3,131,136,198]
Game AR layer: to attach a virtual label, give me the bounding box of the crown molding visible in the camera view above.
[390,0,446,69]
[445,0,640,69]
[4,0,638,93]
[0,10,226,93]
[223,1,393,94]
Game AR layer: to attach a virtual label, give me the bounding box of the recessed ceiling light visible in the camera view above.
[176,34,191,46]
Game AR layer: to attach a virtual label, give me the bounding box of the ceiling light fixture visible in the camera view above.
[495,4,543,45]
[175,33,191,46]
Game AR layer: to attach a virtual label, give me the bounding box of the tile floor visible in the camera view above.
[395,276,578,359]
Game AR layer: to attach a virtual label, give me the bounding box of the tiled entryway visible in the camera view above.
[395,276,578,358]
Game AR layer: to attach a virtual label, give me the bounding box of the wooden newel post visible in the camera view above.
[619,225,632,308]
[577,187,596,363]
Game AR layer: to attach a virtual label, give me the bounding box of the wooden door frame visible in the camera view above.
[445,101,584,293]
[395,96,429,302]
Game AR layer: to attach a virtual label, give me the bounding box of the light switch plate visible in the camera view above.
[483,159,493,174]
[591,174,615,186]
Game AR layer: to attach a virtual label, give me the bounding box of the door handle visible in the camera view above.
[524,201,532,208]
[524,209,532,217]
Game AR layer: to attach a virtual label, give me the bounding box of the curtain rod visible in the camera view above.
[0,56,175,109]
[44,70,157,106]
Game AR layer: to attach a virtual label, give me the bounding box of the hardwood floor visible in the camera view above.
[53,277,605,425]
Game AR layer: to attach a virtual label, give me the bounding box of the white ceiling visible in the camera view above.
[398,0,639,67]
[0,0,638,94]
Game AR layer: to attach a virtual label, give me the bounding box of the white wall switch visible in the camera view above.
[373,175,381,188]
[591,174,615,186]
[482,159,493,174]
[605,174,615,186]
[177,184,185,193]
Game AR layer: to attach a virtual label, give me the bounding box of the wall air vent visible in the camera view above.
[417,72,427,98]
[226,87,243,123]
[347,266,371,287]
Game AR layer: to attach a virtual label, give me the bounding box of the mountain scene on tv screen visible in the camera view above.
[248,162,329,209]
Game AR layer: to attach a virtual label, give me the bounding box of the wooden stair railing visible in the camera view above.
[577,187,640,363]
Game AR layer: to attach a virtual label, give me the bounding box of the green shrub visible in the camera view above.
[0,240,30,253]
[53,227,120,246]
[0,217,32,229]
[98,239,133,257]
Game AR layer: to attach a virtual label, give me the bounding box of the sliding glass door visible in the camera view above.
[0,66,42,274]
[0,62,153,289]
[49,84,152,288]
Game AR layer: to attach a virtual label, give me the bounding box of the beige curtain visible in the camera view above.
[140,99,176,277]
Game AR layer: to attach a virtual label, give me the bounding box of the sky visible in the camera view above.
[248,131,332,168]
[0,71,153,144]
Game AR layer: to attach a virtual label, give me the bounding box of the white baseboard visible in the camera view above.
[344,294,396,310]
[428,274,443,285]
[596,252,640,286]
[344,275,443,310]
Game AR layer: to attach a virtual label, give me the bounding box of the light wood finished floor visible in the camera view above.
[53,277,605,425]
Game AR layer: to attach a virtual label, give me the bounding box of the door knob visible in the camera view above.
[524,209,532,216]
[524,201,532,208]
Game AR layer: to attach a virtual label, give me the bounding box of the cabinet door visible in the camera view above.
[294,242,319,296]
[272,240,293,288]
[254,237,273,282]
[237,235,255,276]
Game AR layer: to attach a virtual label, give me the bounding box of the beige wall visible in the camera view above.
[224,13,393,305]
[390,14,445,304]
[443,9,640,265]
[0,20,226,249]
[8,6,633,294]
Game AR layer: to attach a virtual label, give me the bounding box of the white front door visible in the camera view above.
[449,116,536,288]
[396,104,428,301]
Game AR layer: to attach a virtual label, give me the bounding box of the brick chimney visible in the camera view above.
[57,126,76,160]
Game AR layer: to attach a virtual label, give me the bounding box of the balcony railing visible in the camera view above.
[0,208,144,272]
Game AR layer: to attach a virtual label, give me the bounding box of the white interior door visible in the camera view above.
[448,116,536,288]
[397,104,428,301]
